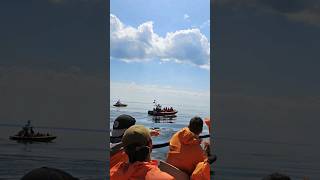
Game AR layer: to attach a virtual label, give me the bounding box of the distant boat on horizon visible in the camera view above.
[113,99,127,107]
[9,120,57,142]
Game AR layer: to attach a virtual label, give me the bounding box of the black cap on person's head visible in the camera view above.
[110,114,136,143]
[262,172,291,180]
[188,116,203,135]
[21,167,78,180]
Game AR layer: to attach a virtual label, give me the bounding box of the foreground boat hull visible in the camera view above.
[9,136,57,142]
[148,110,178,116]
[113,104,127,107]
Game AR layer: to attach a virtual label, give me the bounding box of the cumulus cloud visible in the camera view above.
[110,14,210,70]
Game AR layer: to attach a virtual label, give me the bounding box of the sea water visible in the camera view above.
[0,124,106,180]
[109,99,211,178]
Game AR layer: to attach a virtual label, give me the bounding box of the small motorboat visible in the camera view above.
[113,100,127,107]
[9,120,57,142]
[148,102,178,116]
[9,135,57,142]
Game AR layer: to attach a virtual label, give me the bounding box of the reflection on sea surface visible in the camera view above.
[150,115,177,123]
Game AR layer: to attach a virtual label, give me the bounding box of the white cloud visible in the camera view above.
[184,14,190,20]
[110,14,210,70]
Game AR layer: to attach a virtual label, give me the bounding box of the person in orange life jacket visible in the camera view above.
[110,125,174,180]
[110,114,160,168]
[166,116,210,177]
[190,117,214,180]
[203,117,212,157]
[110,114,136,168]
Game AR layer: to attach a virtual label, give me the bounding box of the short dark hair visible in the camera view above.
[125,143,151,163]
[262,172,291,180]
[188,116,203,135]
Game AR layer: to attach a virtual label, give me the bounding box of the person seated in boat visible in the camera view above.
[110,125,174,180]
[30,127,35,136]
[22,120,32,136]
[166,116,211,179]
[156,104,161,111]
[170,107,173,112]
[111,114,137,144]
[110,114,160,169]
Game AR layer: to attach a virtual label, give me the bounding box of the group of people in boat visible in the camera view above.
[161,106,174,112]
[153,104,175,112]
[109,114,213,180]
[16,120,50,137]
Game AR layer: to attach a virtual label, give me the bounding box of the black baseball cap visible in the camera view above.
[110,114,136,143]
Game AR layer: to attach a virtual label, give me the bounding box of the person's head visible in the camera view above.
[188,116,203,135]
[21,167,78,180]
[262,172,291,180]
[122,125,152,163]
[110,114,136,143]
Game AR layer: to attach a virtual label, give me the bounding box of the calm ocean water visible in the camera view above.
[109,100,211,176]
[213,133,320,180]
[110,99,320,180]
[0,124,106,180]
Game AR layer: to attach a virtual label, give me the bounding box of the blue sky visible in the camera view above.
[110,0,210,93]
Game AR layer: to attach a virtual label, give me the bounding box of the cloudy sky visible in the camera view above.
[110,0,210,102]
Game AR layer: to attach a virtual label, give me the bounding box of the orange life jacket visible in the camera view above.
[110,149,128,169]
[110,160,174,180]
[166,127,207,175]
[191,161,210,180]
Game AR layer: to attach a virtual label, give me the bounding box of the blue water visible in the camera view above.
[213,135,320,180]
[0,124,106,179]
[109,100,211,175]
